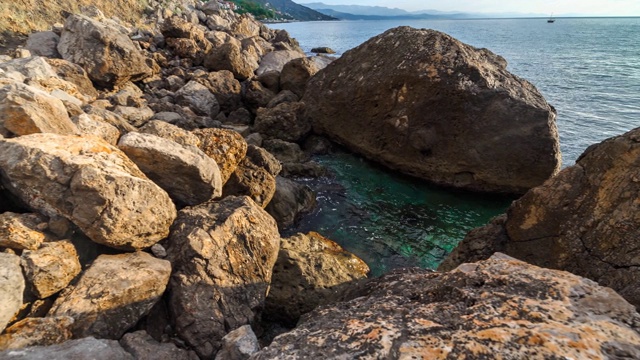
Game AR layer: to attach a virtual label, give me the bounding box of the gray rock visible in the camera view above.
[112,105,154,127]
[25,32,61,58]
[84,105,137,135]
[119,331,195,360]
[245,145,282,176]
[0,253,24,333]
[175,80,220,117]
[262,139,308,164]
[244,133,263,147]
[48,252,171,339]
[255,50,304,76]
[152,111,183,124]
[265,177,316,229]
[21,240,81,299]
[280,57,329,98]
[266,90,298,109]
[0,337,133,359]
[118,132,222,207]
[227,107,253,125]
[214,325,260,360]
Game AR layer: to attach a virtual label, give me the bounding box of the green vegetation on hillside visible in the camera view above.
[230,0,280,20]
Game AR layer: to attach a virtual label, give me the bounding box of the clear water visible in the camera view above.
[269,18,640,275]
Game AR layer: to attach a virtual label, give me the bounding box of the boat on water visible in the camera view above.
[547,14,555,23]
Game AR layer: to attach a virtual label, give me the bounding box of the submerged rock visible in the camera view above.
[441,127,640,309]
[252,254,640,359]
[304,27,561,194]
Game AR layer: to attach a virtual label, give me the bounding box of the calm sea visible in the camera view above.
[268,18,640,275]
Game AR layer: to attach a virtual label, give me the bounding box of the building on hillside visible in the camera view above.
[220,1,237,10]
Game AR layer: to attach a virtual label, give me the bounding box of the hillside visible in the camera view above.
[250,0,335,21]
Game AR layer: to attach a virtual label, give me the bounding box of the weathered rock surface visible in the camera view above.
[0,134,177,250]
[0,337,133,359]
[57,15,153,88]
[253,102,309,142]
[266,232,369,326]
[0,82,78,137]
[118,132,222,206]
[0,212,48,251]
[245,145,281,176]
[72,114,120,145]
[242,80,276,114]
[193,128,248,184]
[193,70,242,113]
[222,157,277,208]
[48,252,171,339]
[252,254,640,359]
[25,32,61,58]
[310,47,335,54]
[165,196,280,359]
[21,240,81,299]
[265,177,316,229]
[46,59,99,100]
[175,80,220,117]
[304,27,561,194]
[255,50,304,76]
[441,127,640,309]
[119,331,196,360]
[280,57,330,97]
[0,253,25,333]
[214,325,260,360]
[161,16,212,66]
[0,316,74,351]
[204,40,259,81]
[112,105,154,127]
[139,120,200,147]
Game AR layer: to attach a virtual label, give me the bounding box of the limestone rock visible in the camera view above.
[84,105,137,135]
[193,70,242,113]
[230,15,261,39]
[242,80,276,113]
[254,102,309,142]
[0,337,133,359]
[118,132,222,206]
[175,80,220,117]
[227,107,253,125]
[119,331,196,360]
[0,316,74,351]
[193,128,248,184]
[0,82,78,136]
[166,196,280,359]
[304,27,561,194]
[112,105,154,127]
[0,212,48,251]
[46,59,98,100]
[251,254,640,359]
[255,50,304,76]
[266,232,369,326]
[246,145,282,176]
[25,32,61,58]
[48,252,171,339]
[222,157,277,208]
[204,40,259,81]
[262,139,308,164]
[265,177,316,229]
[0,253,24,333]
[161,16,212,66]
[0,134,177,250]
[256,70,280,93]
[0,57,58,83]
[21,240,81,299]
[280,57,330,97]
[139,120,200,147]
[441,127,640,309]
[214,325,260,360]
[57,15,153,88]
[72,114,120,145]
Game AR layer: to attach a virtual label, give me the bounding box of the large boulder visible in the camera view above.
[21,240,81,299]
[265,176,316,229]
[45,58,99,100]
[165,196,280,359]
[0,253,25,333]
[0,134,177,250]
[253,102,309,142]
[118,132,222,207]
[0,337,133,359]
[25,31,61,58]
[265,232,369,326]
[193,128,248,184]
[440,127,640,309]
[203,40,259,81]
[0,212,48,251]
[0,316,74,351]
[304,27,561,194]
[280,56,332,98]
[119,331,195,360]
[193,70,242,113]
[161,16,212,66]
[222,157,277,208]
[252,254,640,359]
[175,80,220,117]
[255,50,304,76]
[48,252,171,339]
[57,14,153,88]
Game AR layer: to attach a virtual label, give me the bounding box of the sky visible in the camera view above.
[301,0,640,16]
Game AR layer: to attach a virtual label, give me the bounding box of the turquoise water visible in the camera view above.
[271,18,640,275]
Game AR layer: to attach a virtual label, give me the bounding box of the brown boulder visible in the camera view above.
[193,128,248,184]
[242,80,276,114]
[45,59,98,100]
[280,56,331,97]
[139,120,201,148]
[303,27,561,194]
[165,196,280,359]
[204,40,259,81]
[222,157,277,208]
[0,212,48,251]
[119,331,196,360]
[21,240,81,299]
[193,70,242,113]
[253,102,309,142]
[0,317,74,351]
[256,50,304,76]
[265,176,316,229]
[440,127,640,309]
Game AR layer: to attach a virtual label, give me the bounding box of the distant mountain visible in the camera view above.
[252,0,336,21]
[312,8,450,20]
[302,2,410,16]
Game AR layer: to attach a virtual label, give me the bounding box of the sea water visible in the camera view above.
[269,18,640,276]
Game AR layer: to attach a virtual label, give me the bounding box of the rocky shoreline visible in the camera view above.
[1,0,639,358]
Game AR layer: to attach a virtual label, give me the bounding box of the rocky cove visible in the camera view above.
[0,1,639,359]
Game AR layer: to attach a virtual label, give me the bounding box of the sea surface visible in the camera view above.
[268,18,640,276]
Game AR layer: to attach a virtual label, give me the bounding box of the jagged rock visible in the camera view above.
[25,32,61,58]
[165,196,280,359]
[303,135,333,155]
[0,337,133,359]
[252,254,640,359]
[118,132,222,207]
[119,331,196,360]
[266,232,369,326]
[281,161,327,178]
[0,316,74,351]
[280,57,331,98]
[254,102,309,142]
[0,134,177,250]
[0,212,48,251]
[256,50,304,76]
[262,139,309,164]
[266,90,298,108]
[139,120,200,147]
[109,82,144,107]
[222,157,277,208]
[84,105,137,135]
[175,80,220,117]
[304,27,561,194]
[245,145,282,176]
[203,40,259,81]
[193,128,248,184]
[244,133,263,147]
[265,176,316,229]
[21,240,81,299]
[0,82,78,136]
[193,70,242,113]
[151,111,183,125]
[441,127,640,309]
[48,252,171,339]
[0,57,58,83]
[271,30,302,53]
[242,80,275,113]
[214,325,260,360]
[310,47,335,54]
[241,36,274,59]
[57,15,153,88]
[161,16,212,66]
[227,107,253,125]
[45,59,98,100]
[0,253,24,333]
[256,70,280,93]
[71,114,120,145]
[112,105,154,127]
[230,14,261,39]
